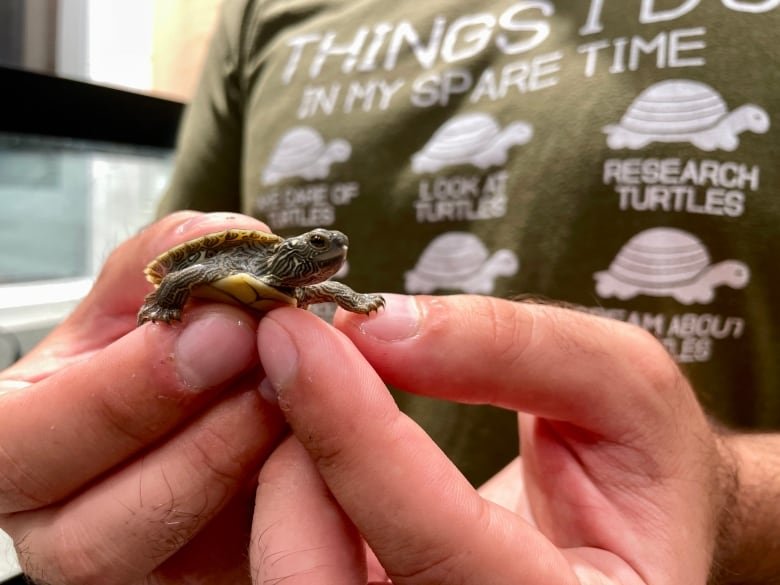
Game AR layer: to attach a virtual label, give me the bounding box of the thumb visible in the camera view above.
[258,308,579,585]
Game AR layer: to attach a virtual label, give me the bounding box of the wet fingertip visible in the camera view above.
[355,294,421,342]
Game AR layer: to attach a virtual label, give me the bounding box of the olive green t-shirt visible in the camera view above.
[159,0,780,484]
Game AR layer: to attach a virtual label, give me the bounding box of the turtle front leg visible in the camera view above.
[296,281,385,315]
[137,264,219,325]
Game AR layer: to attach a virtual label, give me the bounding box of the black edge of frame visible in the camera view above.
[0,66,184,148]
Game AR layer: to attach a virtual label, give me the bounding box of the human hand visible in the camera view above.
[0,212,285,584]
[251,295,732,584]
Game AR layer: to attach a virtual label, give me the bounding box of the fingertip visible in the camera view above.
[256,309,303,407]
[142,211,271,260]
[258,306,401,464]
[335,293,422,343]
[259,306,376,397]
[174,211,270,237]
[0,305,262,512]
[173,305,260,390]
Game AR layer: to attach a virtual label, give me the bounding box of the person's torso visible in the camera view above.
[231,0,779,480]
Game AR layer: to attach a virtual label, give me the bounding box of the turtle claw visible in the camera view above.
[337,292,385,315]
[358,293,385,315]
[137,303,182,325]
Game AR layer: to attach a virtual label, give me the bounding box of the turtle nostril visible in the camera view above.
[331,231,349,248]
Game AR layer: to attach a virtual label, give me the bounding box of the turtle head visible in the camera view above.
[265,228,348,287]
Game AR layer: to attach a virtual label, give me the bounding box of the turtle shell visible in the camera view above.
[145,229,297,311]
[144,229,283,284]
[422,113,501,159]
[606,228,711,288]
[414,232,490,279]
[619,80,728,135]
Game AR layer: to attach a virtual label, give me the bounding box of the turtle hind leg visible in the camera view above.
[137,264,223,325]
[297,281,385,315]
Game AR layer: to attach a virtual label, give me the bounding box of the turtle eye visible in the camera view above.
[309,233,328,249]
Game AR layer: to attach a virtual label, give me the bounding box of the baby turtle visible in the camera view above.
[137,228,384,325]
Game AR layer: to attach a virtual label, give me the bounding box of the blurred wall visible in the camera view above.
[152,0,223,101]
[1,0,222,102]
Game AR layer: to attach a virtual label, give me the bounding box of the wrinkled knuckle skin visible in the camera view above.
[0,443,52,513]
[487,297,531,365]
[298,429,349,476]
[95,377,171,452]
[17,521,180,585]
[386,545,460,585]
[612,321,695,435]
[570,310,685,401]
[186,424,251,489]
[18,531,118,585]
[469,296,532,362]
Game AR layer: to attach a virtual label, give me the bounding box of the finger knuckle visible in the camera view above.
[0,443,51,513]
[184,424,251,489]
[95,385,160,451]
[476,296,533,366]
[92,367,198,456]
[18,530,120,585]
[605,321,696,440]
[565,309,684,398]
[386,544,460,584]
[302,430,349,474]
[620,323,685,396]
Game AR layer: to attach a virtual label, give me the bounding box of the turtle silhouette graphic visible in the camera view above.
[412,113,533,173]
[262,127,352,185]
[603,79,769,151]
[594,227,750,304]
[405,232,519,294]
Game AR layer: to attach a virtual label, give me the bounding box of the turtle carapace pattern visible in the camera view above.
[137,228,385,325]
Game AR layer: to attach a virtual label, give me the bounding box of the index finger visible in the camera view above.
[335,294,702,439]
